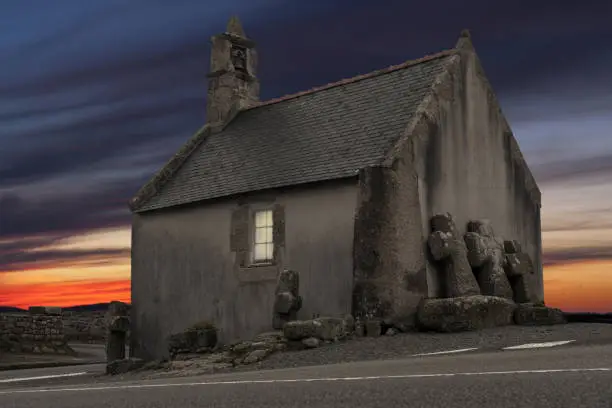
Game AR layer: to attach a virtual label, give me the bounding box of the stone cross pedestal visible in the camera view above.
[463,220,513,300]
[272,269,302,329]
[105,301,130,363]
[427,213,481,298]
[503,240,536,303]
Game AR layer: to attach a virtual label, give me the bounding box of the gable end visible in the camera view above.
[455,34,542,206]
[383,34,541,207]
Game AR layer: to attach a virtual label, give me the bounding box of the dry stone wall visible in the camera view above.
[0,313,71,354]
[62,311,108,343]
[62,310,131,344]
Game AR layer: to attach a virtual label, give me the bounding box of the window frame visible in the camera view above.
[251,208,274,265]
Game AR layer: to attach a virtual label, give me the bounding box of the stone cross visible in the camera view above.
[503,240,536,303]
[427,213,481,298]
[105,301,130,364]
[463,220,514,300]
[272,269,302,330]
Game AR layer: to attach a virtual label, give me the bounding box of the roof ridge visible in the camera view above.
[247,48,457,110]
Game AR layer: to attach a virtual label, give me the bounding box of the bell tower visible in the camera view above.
[206,16,260,126]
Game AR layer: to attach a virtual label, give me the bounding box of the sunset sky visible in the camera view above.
[0,0,611,312]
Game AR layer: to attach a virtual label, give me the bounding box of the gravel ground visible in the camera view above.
[133,322,612,380]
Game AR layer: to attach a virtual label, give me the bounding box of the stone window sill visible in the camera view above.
[237,263,278,283]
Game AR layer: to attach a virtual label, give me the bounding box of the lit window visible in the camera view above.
[253,210,273,263]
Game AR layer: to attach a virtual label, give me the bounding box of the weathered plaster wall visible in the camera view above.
[411,49,543,300]
[0,313,68,354]
[131,180,357,360]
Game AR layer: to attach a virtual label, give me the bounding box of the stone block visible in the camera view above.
[314,317,348,340]
[514,304,566,326]
[283,319,322,340]
[385,328,398,336]
[242,349,271,364]
[283,317,347,341]
[168,326,218,356]
[343,314,355,333]
[416,295,516,332]
[302,337,320,348]
[28,307,46,315]
[354,320,365,337]
[28,306,62,316]
[365,319,382,337]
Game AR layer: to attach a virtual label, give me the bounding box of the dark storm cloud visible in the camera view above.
[1,0,611,273]
[0,101,201,188]
[543,246,612,267]
[0,40,207,99]
[0,177,142,239]
[0,248,130,274]
[532,154,612,185]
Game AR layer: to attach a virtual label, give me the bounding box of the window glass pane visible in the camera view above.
[255,211,267,227]
[255,227,267,244]
[255,210,273,228]
[265,226,273,243]
[265,243,273,260]
[253,243,267,261]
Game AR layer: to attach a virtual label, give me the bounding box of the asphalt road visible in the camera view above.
[69,343,106,361]
[1,342,611,408]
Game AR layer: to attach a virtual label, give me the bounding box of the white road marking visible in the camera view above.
[0,372,88,384]
[0,367,609,395]
[503,340,576,350]
[412,348,479,356]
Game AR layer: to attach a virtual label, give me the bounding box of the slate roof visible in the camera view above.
[133,50,456,213]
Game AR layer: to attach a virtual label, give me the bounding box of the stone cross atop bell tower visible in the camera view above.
[206,16,260,126]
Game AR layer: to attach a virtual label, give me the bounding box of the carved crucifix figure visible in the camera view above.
[463,220,514,300]
[503,240,536,303]
[272,269,302,329]
[428,213,481,298]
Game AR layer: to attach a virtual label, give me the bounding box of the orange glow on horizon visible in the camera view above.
[543,260,612,313]
[0,279,131,309]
